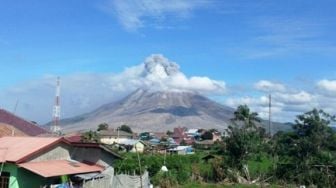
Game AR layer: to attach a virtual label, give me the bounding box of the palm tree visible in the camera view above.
[233,104,261,129]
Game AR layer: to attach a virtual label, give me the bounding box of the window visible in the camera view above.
[0,171,9,188]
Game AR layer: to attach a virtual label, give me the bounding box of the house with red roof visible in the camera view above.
[172,127,195,145]
[0,136,121,188]
[0,109,48,137]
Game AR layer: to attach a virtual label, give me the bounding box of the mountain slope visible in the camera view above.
[57,89,292,133]
[58,89,236,132]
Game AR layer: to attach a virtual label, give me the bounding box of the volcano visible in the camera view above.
[58,89,237,132]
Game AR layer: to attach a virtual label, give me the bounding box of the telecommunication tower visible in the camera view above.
[51,77,61,133]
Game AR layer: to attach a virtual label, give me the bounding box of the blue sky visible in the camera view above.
[0,0,336,123]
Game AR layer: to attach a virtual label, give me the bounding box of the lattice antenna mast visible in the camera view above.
[52,77,61,133]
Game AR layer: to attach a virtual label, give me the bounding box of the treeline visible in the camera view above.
[115,105,336,187]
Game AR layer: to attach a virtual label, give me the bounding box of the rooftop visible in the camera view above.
[0,123,26,137]
[19,160,104,177]
[99,129,133,137]
[0,136,61,163]
[0,109,48,136]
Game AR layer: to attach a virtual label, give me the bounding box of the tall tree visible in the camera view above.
[81,130,100,143]
[119,124,133,134]
[274,109,336,186]
[97,123,109,131]
[224,104,265,182]
[233,104,261,129]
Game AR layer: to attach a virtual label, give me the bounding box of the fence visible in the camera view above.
[112,171,151,188]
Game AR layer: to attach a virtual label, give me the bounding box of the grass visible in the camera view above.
[247,153,273,177]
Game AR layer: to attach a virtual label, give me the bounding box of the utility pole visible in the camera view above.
[51,77,61,134]
[268,94,272,136]
[135,145,143,188]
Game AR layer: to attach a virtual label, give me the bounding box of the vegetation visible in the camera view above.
[97,123,109,131]
[81,130,100,143]
[119,124,133,133]
[114,106,336,187]
[201,130,213,140]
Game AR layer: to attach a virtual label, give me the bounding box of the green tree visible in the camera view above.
[224,105,265,182]
[97,123,109,131]
[274,109,336,187]
[166,130,173,137]
[201,131,213,140]
[81,130,100,143]
[119,124,133,133]
[233,104,261,129]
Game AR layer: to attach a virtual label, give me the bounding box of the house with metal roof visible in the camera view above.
[168,146,194,155]
[115,138,146,153]
[98,129,133,144]
[0,109,48,137]
[0,136,121,188]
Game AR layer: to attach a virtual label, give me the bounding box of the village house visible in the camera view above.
[116,139,146,153]
[98,129,133,144]
[0,136,121,188]
[185,129,199,137]
[168,146,194,155]
[0,109,48,137]
[212,131,222,142]
[172,127,196,145]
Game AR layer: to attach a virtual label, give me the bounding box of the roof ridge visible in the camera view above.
[0,108,39,126]
[0,108,48,136]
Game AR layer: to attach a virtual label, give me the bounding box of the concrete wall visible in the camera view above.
[70,147,116,168]
[28,143,71,162]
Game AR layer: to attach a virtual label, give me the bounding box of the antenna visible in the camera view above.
[268,94,272,136]
[51,77,61,134]
[13,99,19,114]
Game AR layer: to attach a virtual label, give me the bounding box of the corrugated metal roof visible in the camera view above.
[0,109,48,136]
[99,130,132,137]
[74,172,105,180]
[168,146,192,151]
[0,123,26,137]
[19,160,104,177]
[117,138,141,145]
[0,136,61,163]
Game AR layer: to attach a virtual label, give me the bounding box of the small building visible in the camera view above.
[186,129,199,137]
[115,139,146,153]
[212,131,222,142]
[172,127,187,145]
[168,146,194,155]
[99,129,133,144]
[0,136,121,188]
[194,140,215,149]
[151,132,167,140]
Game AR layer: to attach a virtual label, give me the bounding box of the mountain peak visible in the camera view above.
[58,89,235,132]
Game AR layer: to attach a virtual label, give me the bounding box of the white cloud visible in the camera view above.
[317,79,336,93]
[0,54,225,124]
[104,0,211,31]
[225,81,319,122]
[254,80,286,92]
[223,76,336,123]
[274,91,314,105]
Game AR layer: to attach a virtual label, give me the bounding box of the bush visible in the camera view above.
[152,171,178,187]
